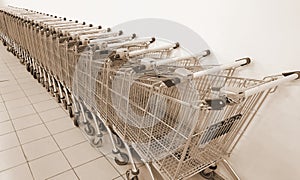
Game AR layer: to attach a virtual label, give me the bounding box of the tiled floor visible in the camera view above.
[0,44,205,180]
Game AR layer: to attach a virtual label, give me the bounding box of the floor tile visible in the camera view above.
[0,132,19,151]
[17,77,36,84]
[95,134,115,155]
[47,170,78,180]
[113,176,124,180]
[23,86,45,96]
[39,107,68,122]
[2,90,26,101]
[121,165,164,180]
[0,80,18,88]
[17,124,50,144]
[33,99,59,113]
[0,111,10,122]
[29,151,71,180]
[5,97,31,110]
[8,105,36,119]
[0,84,22,95]
[107,153,143,176]
[74,157,120,180]
[20,82,39,90]
[12,114,43,131]
[0,146,26,171]
[27,92,52,104]
[46,117,74,135]
[63,141,102,168]
[13,72,31,79]
[53,128,86,149]
[0,121,14,136]
[0,163,33,180]
[22,136,59,161]
[0,102,6,112]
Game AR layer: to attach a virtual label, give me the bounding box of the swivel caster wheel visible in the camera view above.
[91,137,102,148]
[199,170,215,179]
[26,63,30,72]
[85,110,93,120]
[115,136,125,149]
[98,120,106,132]
[37,75,42,83]
[73,113,79,127]
[84,123,95,136]
[114,152,129,166]
[68,106,74,118]
[30,67,34,75]
[126,169,140,180]
[33,70,37,79]
[199,165,217,179]
[55,94,61,103]
[62,99,68,110]
[49,87,55,97]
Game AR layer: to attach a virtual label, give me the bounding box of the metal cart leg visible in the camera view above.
[57,81,64,101]
[43,68,47,87]
[78,101,95,136]
[220,159,240,180]
[104,124,129,166]
[47,72,52,92]
[141,159,155,180]
[71,94,80,126]
[124,143,139,176]
[51,76,58,94]
[90,112,103,147]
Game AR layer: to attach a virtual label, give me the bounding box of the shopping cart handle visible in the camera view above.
[235,57,251,66]
[132,65,146,73]
[205,99,226,110]
[163,78,181,87]
[282,71,300,79]
[202,49,210,58]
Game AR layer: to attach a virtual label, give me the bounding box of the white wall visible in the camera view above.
[2,0,300,179]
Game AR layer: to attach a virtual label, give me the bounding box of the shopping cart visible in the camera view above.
[97,55,299,179]
[0,6,299,180]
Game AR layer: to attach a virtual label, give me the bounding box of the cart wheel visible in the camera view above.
[63,99,68,110]
[131,176,138,180]
[115,135,125,149]
[45,83,50,92]
[50,87,55,96]
[33,70,37,79]
[85,110,93,120]
[56,94,61,103]
[126,169,140,180]
[42,80,46,87]
[84,123,95,136]
[73,113,79,127]
[68,106,74,118]
[37,75,41,83]
[199,170,215,179]
[91,137,102,148]
[30,67,33,75]
[26,63,30,72]
[98,120,106,132]
[114,152,129,166]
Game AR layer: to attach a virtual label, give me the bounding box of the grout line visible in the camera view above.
[0,93,36,179]
[0,161,28,174]
[0,45,125,180]
[0,144,20,154]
